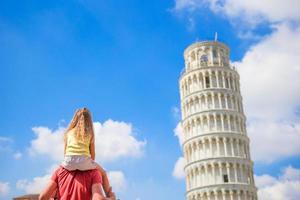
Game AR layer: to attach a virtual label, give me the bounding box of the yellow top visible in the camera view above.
[65,128,91,157]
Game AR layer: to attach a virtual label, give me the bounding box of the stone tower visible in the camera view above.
[179,40,257,200]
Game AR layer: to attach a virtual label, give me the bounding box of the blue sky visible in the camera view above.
[1,0,300,199]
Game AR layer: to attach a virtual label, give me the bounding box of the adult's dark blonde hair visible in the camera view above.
[65,108,94,141]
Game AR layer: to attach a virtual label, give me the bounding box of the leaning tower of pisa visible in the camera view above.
[179,40,257,200]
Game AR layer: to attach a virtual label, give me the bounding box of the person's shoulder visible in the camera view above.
[86,169,98,174]
[84,169,99,176]
[88,169,102,184]
[51,166,66,181]
[65,128,76,137]
[67,128,76,134]
[55,166,64,173]
[54,166,69,176]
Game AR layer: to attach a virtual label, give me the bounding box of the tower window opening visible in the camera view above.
[212,49,218,64]
[222,56,227,66]
[225,77,229,88]
[200,55,208,66]
[223,174,229,183]
[205,76,210,88]
[212,49,218,58]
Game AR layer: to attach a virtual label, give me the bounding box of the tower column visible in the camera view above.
[209,71,212,89]
[216,137,220,157]
[213,191,218,200]
[230,191,234,200]
[240,165,244,183]
[226,163,231,182]
[218,93,222,109]
[232,75,237,91]
[212,93,216,109]
[212,164,216,184]
[237,139,240,157]
[221,114,225,131]
[223,138,228,156]
[229,95,233,109]
[234,163,238,182]
[207,192,211,200]
[226,114,230,131]
[219,162,222,184]
[228,74,232,89]
[233,116,237,132]
[205,95,208,110]
[216,71,220,88]
[204,165,208,185]
[222,190,226,200]
[230,138,234,156]
[222,72,225,88]
[237,191,241,200]
[213,114,217,132]
[209,138,213,157]
[204,73,207,89]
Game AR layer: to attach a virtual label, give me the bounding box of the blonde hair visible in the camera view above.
[65,108,94,141]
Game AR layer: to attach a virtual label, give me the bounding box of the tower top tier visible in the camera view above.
[183,40,230,72]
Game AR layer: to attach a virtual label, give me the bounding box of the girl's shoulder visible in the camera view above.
[66,128,76,136]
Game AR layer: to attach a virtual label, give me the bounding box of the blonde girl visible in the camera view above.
[61,108,115,199]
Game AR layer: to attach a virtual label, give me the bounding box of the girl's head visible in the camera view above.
[65,107,94,140]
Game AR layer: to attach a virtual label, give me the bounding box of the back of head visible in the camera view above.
[65,107,94,140]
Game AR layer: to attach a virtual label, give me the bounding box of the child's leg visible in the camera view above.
[50,188,58,199]
[95,164,115,199]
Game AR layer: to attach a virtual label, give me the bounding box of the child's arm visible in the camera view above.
[90,135,96,160]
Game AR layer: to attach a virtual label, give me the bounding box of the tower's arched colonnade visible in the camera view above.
[179,41,257,200]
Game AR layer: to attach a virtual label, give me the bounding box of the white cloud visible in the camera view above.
[236,24,300,120]
[107,171,127,192]
[13,152,22,160]
[172,156,186,179]
[0,182,9,197]
[28,119,146,163]
[172,106,181,121]
[209,0,300,26]
[281,166,300,181]
[172,0,300,26]
[247,120,300,163]
[93,120,146,162]
[234,23,300,162]
[0,136,12,142]
[255,174,277,189]
[16,164,58,194]
[172,123,186,180]
[255,166,300,200]
[174,122,184,147]
[29,126,65,161]
[173,0,198,11]
[16,174,51,194]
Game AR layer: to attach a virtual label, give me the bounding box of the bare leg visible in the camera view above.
[50,188,57,199]
[92,183,105,200]
[39,180,57,200]
[95,164,116,200]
